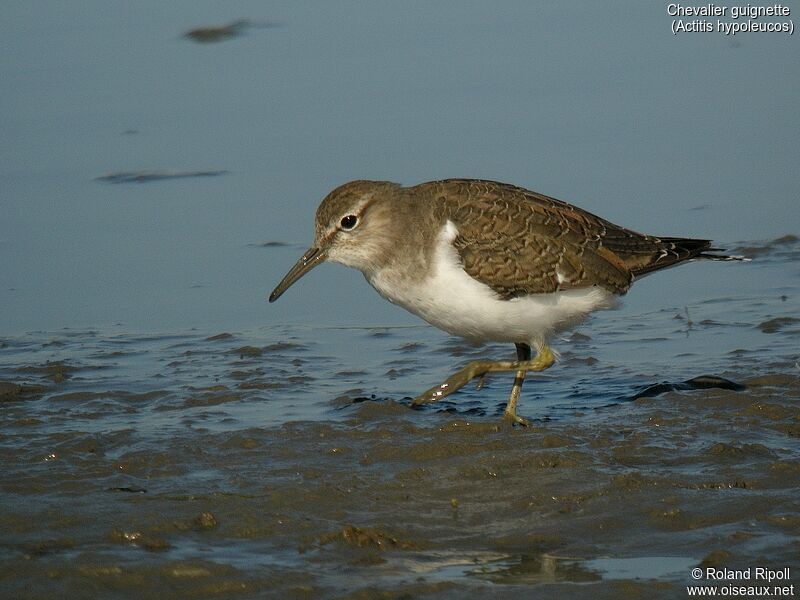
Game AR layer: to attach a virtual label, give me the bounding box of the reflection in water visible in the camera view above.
[95,170,229,184]
[466,552,699,584]
[183,19,278,43]
[469,553,602,585]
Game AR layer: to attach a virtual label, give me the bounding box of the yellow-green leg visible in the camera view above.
[505,343,532,426]
[412,343,555,426]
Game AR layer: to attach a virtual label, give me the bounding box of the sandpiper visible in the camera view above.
[269,179,741,425]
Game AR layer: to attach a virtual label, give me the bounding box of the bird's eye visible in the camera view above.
[340,215,358,230]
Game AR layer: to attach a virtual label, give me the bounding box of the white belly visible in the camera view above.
[367,221,615,347]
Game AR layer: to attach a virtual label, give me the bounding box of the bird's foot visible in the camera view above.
[411,349,555,407]
[411,361,492,405]
[475,374,488,391]
[412,384,448,406]
[503,410,530,427]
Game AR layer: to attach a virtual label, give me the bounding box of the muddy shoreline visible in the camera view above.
[2,363,798,599]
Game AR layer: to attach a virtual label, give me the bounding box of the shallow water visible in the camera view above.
[2,238,799,598]
[2,2,799,598]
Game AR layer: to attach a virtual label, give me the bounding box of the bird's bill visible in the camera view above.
[268,246,327,302]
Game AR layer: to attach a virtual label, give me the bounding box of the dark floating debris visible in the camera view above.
[193,512,219,530]
[757,317,800,334]
[95,170,228,184]
[0,381,48,401]
[631,375,746,400]
[773,234,798,244]
[183,19,277,43]
[17,361,76,383]
[734,234,799,258]
[205,332,234,341]
[232,345,263,358]
[107,486,147,494]
[317,525,418,551]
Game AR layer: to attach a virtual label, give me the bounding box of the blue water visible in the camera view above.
[2,1,798,336]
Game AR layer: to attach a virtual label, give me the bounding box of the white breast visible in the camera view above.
[368,221,615,347]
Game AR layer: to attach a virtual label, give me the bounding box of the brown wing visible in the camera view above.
[428,179,710,299]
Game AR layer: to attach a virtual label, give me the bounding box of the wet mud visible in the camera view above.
[1,373,798,599]
[1,237,798,598]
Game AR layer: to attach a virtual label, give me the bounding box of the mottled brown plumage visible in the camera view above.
[416,179,721,297]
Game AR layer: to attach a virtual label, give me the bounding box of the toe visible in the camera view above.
[503,411,530,427]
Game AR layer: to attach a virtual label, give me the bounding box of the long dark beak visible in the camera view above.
[269,246,327,302]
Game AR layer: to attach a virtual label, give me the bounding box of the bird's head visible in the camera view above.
[269,180,400,302]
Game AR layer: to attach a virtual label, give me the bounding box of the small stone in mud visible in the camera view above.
[264,341,306,352]
[108,529,140,543]
[168,565,211,577]
[108,529,169,551]
[193,512,219,530]
[0,381,48,401]
[757,317,800,333]
[786,421,800,437]
[232,346,263,358]
[206,332,234,341]
[221,434,259,449]
[198,384,229,392]
[24,538,75,557]
[19,361,76,383]
[142,537,171,552]
[739,402,795,421]
[539,433,572,448]
[349,553,387,566]
[229,370,256,380]
[319,525,418,551]
[567,331,591,342]
[77,565,124,577]
[706,442,774,458]
[744,373,798,387]
[699,549,733,568]
[0,381,21,399]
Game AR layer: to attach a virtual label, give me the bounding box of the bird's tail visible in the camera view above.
[630,237,749,278]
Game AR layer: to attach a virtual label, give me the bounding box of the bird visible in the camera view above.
[269,179,742,425]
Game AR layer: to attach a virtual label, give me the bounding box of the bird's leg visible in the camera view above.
[504,343,532,426]
[412,344,555,414]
